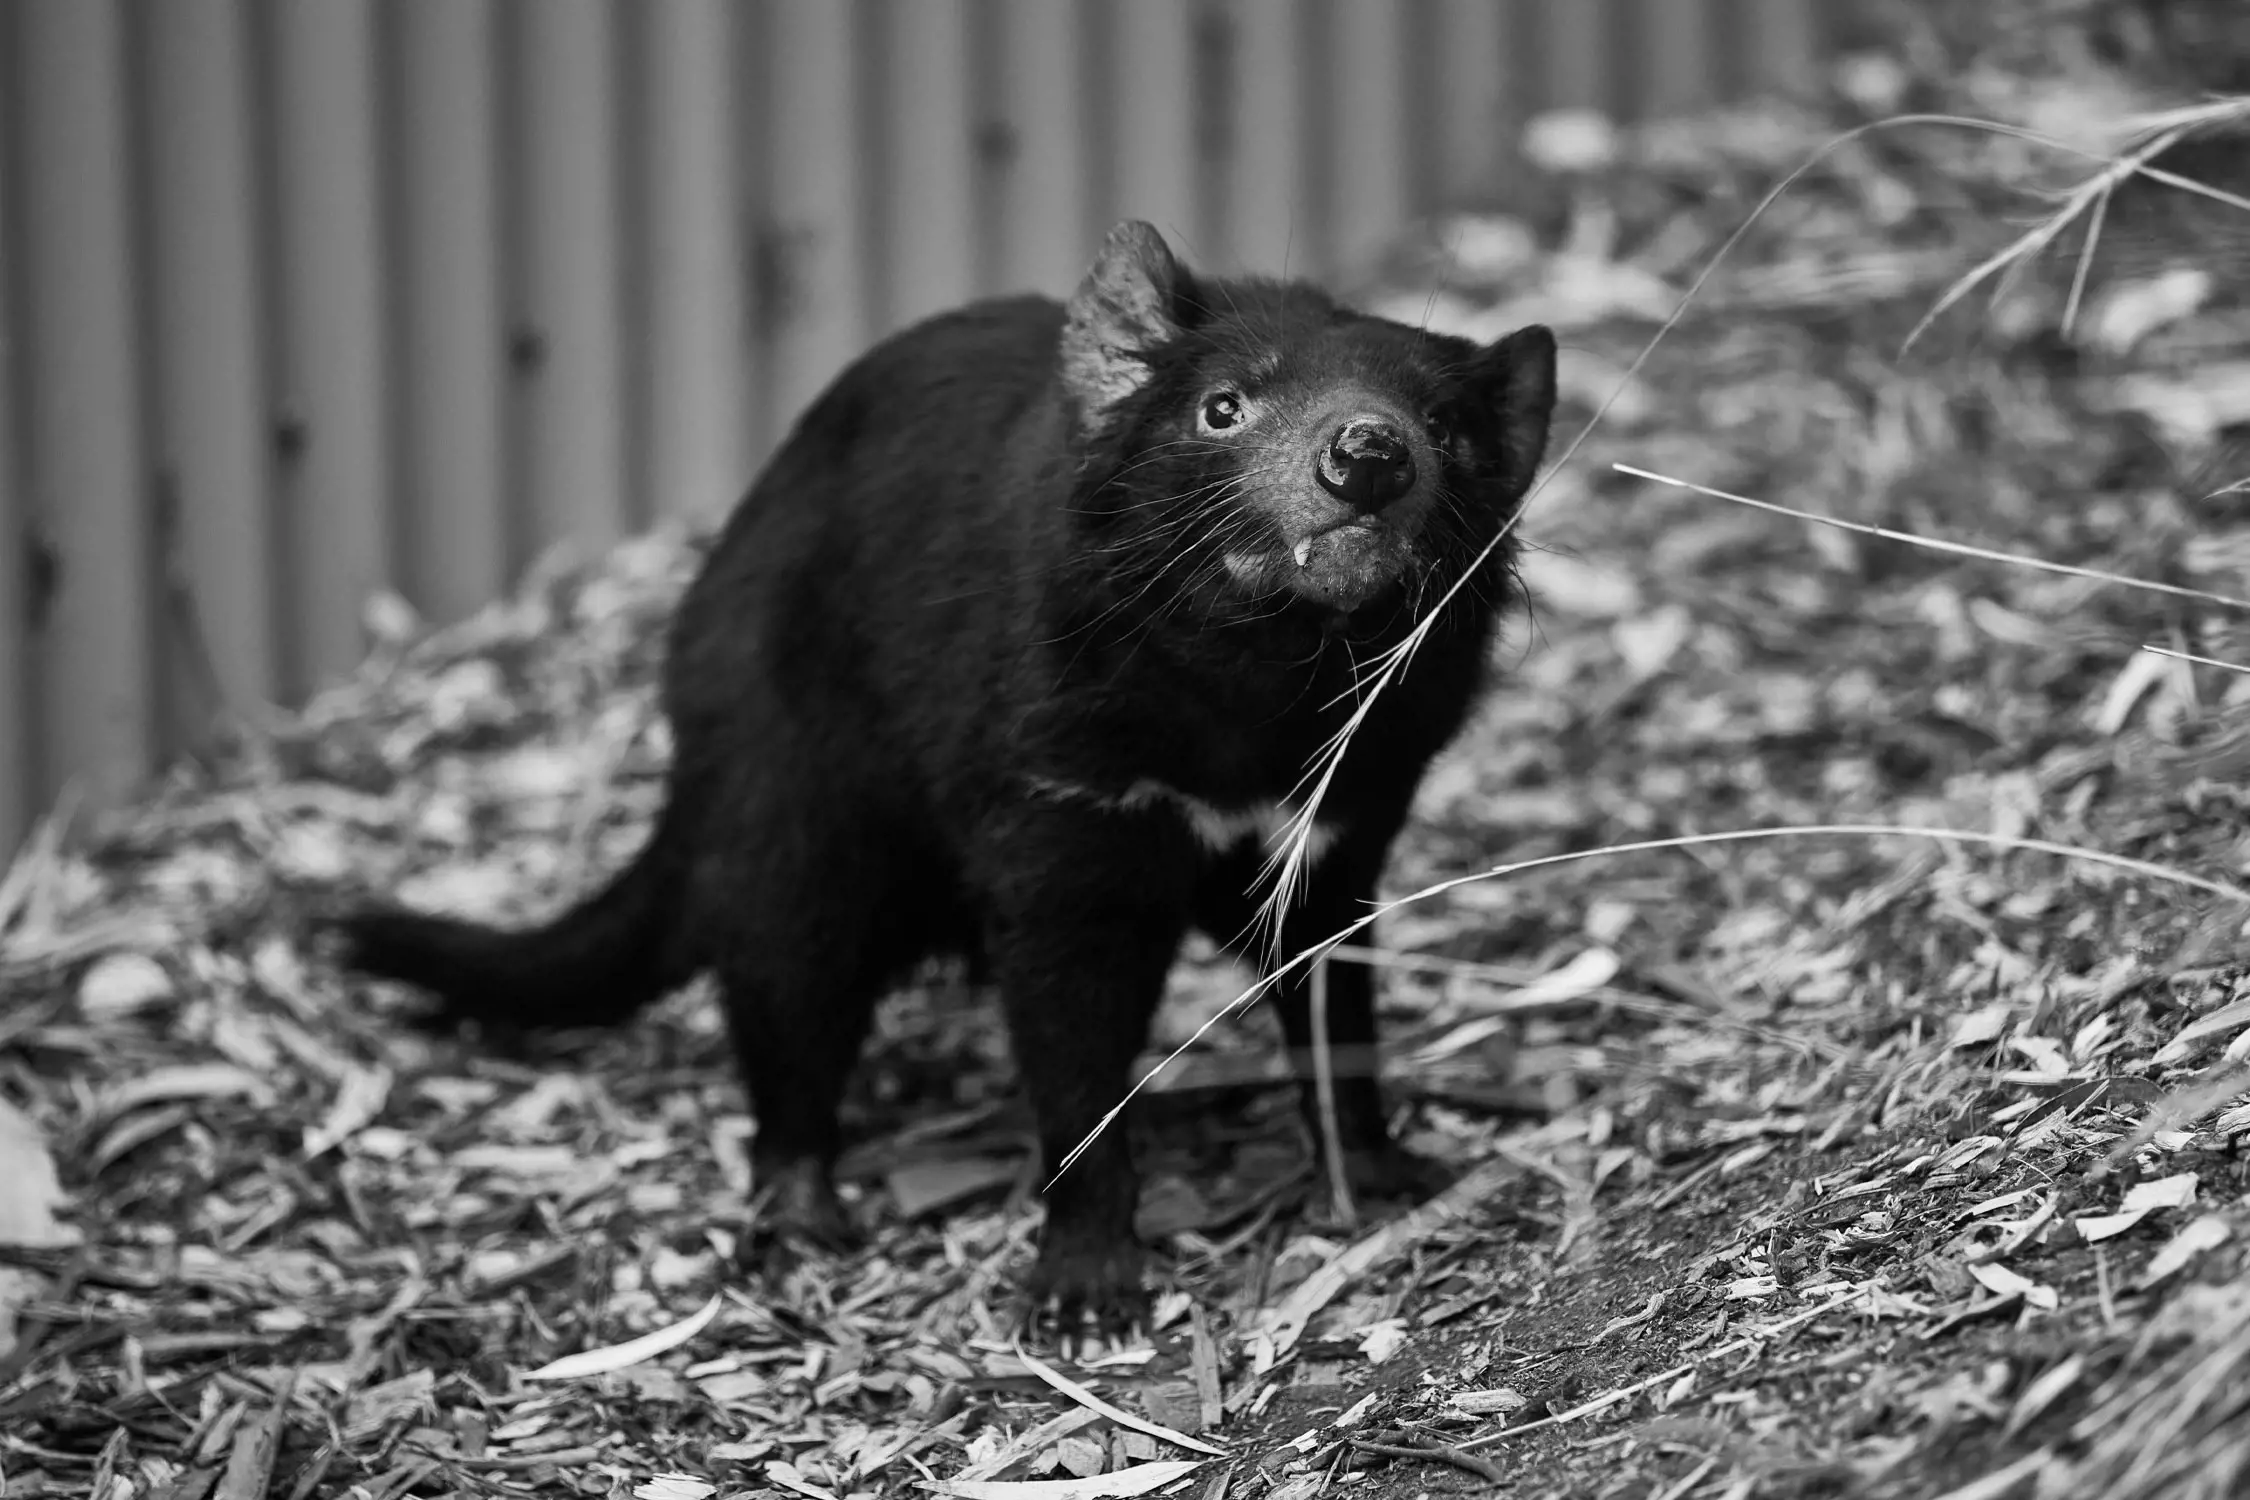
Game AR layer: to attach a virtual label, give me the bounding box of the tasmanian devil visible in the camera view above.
[337,221,1557,1337]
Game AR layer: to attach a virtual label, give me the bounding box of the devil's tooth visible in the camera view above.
[1293,540,1313,568]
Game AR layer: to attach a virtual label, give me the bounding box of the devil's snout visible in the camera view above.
[1315,417,1416,511]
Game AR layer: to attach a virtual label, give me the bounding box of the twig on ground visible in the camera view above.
[1349,1435,1506,1484]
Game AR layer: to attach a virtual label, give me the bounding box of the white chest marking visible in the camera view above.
[1029,776,1341,866]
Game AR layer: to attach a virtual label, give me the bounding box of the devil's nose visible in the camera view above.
[1316,417,1416,510]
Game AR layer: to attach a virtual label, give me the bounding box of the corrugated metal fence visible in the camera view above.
[0,0,1826,858]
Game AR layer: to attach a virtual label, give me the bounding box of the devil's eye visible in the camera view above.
[1199,392,1245,432]
[1425,413,1453,449]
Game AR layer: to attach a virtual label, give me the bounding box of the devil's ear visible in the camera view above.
[1059,221,1191,430]
[1472,325,1557,490]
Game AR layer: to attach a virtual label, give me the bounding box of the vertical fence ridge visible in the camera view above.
[390,0,509,622]
[1227,0,1313,278]
[1533,0,1618,115]
[1742,0,1821,95]
[0,0,1830,856]
[1641,0,1721,118]
[762,0,871,436]
[988,0,1090,297]
[0,8,29,856]
[1430,0,1516,212]
[636,0,751,525]
[878,0,978,329]
[508,0,628,559]
[259,0,393,698]
[1110,0,1203,261]
[140,0,277,741]
[1327,0,1416,279]
[18,0,154,813]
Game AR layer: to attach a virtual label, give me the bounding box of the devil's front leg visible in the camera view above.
[1203,821,1450,1205]
[979,803,1197,1341]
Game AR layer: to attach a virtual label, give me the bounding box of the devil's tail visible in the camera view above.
[336,805,693,1030]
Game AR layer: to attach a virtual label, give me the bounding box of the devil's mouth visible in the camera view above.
[1290,515,1382,570]
[1288,518,1413,609]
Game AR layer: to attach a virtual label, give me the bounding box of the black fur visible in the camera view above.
[338,222,1556,1334]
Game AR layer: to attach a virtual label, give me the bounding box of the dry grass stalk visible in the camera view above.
[1615,462,2250,613]
[2142,643,2250,674]
[1910,97,2250,349]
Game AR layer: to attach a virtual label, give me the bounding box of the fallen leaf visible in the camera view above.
[1968,1263,2057,1310]
[303,1065,393,1161]
[2093,646,2173,735]
[1011,1346,1228,1457]
[767,1461,842,1500]
[217,1373,296,1500]
[924,1461,1208,1500]
[95,1063,273,1123]
[887,1157,1022,1218]
[2002,1353,2084,1438]
[1411,949,1619,1062]
[2076,1171,2200,1242]
[2137,1214,2232,1288]
[1248,1158,1521,1371]
[1049,1436,1108,1478]
[77,951,173,1019]
[1612,604,1695,680]
[1356,1320,1409,1364]
[1334,1392,1382,1428]
[953,1410,1107,1484]
[0,1098,70,1248]
[525,1294,722,1381]
[451,1143,586,1177]
[0,1098,76,1355]
[706,1439,773,1462]
[1949,1005,2013,1049]
[2075,1210,2152,1243]
[636,1477,718,1500]
[2152,999,2250,1067]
